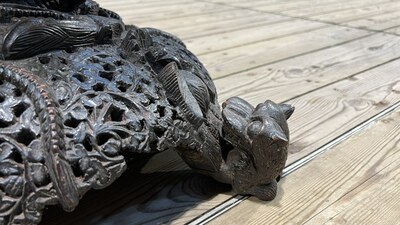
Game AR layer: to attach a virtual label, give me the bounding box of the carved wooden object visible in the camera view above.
[0,1,294,224]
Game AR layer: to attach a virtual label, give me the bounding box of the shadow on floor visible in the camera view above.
[40,151,232,225]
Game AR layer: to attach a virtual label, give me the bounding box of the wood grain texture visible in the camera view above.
[204,0,278,3]
[306,156,400,225]
[214,0,357,11]
[98,1,290,41]
[98,0,193,11]
[110,2,237,23]
[210,108,400,225]
[197,26,370,78]
[186,19,325,54]
[172,46,400,223]
[164,12,289,40]
[387,26,400,35]
[283,59,400,164]
[311,1,400,23]
[133,9,280,31]
[215,33,400,105]
[280,0,393,17]
[345,10,400,31]
[228,0,342,11]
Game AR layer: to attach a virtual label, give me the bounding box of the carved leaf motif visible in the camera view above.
[222,97,254,145]
[3,20,66,59]
[0,143,13,161]
[54,81,73,105]
[63,92,131,189]
[0,161,22,176]
[30,164,48,186]
[0,197,17,214]
[70,104,88,121]
[137,29,153,49]
[181,71,210,115]
[157,62,204,127]
[0,97,19,124]
[81,95,103,108]
[0,176,24,197]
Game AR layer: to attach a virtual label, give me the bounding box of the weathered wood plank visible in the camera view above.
[205,0,276,3]
[186,19,325,54]
[386,26,400,35]
[306,156,400,225]
[281,0,392,17]
[283,60,400,164]
[107,2,237,23]
[215,33,400,105]
[311,1,400,23]
[98,0,194,10]
[345,10,400,31]
[175,35,400,224]
[163,12,289,40]
[97,1,290,40]
[102,2,214,15]
[210,105,400,225]
[196,26,370,78]
[96,0,194,15]
[133,9,283,31]
[217,0,340,10]
[176,48,400,224]
[98,0,397,80]
[210,0,354,10]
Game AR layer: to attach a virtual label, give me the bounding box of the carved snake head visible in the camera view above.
[222,97,294,200]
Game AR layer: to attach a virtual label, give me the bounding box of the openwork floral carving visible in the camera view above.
[0,1,294,224]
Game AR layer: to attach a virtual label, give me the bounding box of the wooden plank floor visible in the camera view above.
[40,0,400,224]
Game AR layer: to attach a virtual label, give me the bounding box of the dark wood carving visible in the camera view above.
[0,1,294,224]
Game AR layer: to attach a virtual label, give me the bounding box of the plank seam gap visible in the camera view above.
[187,100,400,225]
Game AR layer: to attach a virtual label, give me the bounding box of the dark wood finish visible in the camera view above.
[0,1,293,224]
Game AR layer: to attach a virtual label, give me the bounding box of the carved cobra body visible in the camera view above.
[0,1,294,224]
